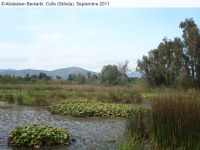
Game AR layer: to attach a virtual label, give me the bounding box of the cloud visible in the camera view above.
[0,43,20,50]
[0,9,146,71]
[0,37,137,71]
[35,32,63,43]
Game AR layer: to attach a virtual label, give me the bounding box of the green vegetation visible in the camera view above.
[100,64,121,85]
[1,17,200,150]
[68,72,98,84]
[47,100,149,117]
[119,109,151,150]
[119,133,146,150]
[8,124,70,149]
[128,18,200,149]
[125,91,200,150]
[100,61,129,85]
[137,18,200,88]
[0,72,52,84]
[151,93,200,150]
[0,84,144,106]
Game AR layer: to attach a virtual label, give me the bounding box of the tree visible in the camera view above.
[56,75,62,80]
[68,73,86,84]
[137,18,200,88]
[92,74,98,80]
[76,73,86,84]
[87,72,91,79]
[179,18,200,87]
[39,72,50,81]
[118,60,129,85]
[100,65,120,85]
[68,74,76,81]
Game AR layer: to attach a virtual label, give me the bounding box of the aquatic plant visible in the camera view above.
[47,100,150,117]
[8,124,70,149]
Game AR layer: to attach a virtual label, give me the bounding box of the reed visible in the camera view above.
[151,92,200,150]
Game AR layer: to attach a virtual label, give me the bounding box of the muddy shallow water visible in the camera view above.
[0,102,126,150]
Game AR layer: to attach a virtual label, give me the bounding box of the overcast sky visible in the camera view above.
[0,8,200,72]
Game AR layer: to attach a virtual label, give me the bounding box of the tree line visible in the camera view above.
[137,18,200,88]
[0,72,52,84]
[0,61,133,85]
[68,61,130,85]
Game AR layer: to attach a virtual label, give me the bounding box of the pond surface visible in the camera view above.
[0,102,126,150]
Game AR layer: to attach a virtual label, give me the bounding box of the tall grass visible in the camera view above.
[127,109,152,140]
[151,93,200,150]
[119,132,146,150]
[125,90,200,149]
[0,84,144,105]
[121,108,152,150]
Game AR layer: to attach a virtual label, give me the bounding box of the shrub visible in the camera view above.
[8,124,70,149]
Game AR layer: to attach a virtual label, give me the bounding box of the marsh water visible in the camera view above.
[0,102,126,150]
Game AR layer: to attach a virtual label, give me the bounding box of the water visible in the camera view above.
[0,102,126,150]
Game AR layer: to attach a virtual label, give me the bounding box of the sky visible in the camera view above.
[0,8,200,72]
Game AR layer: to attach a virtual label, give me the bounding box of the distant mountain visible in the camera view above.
[127,71,142,78]
[0,67,141,79]
[0,67,98,80]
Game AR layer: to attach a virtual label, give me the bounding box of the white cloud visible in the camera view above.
[0,43,20,50]
[35,32,63,43]
[0,37,138,71]
[0,10,139,71]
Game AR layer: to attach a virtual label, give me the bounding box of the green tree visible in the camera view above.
[76,73,86,84]
[87,72,91,79]
[137,18,200,88]
[137,38,184,86]
[39,72,50,81]
[100,65,120,85]
[68,73,76,81]
[180,18,200,87]
[118,60,129,85]
[56,75,62,80]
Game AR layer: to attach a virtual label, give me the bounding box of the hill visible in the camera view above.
[0,67,97,80]
[0,67,141,79]
[127,71,142,78]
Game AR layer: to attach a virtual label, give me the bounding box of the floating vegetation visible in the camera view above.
[47,100,150,117]
[8,124,70,149]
